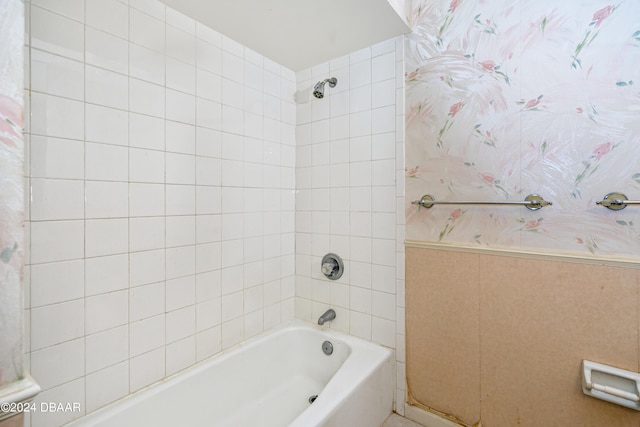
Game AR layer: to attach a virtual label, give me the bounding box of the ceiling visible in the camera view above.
[158,0,410,71]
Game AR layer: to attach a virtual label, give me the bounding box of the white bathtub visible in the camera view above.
[67,320,394,427]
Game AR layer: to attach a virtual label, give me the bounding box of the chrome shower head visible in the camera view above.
[313,77,338,99]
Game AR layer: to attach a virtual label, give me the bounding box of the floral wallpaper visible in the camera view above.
[0,0,25,387]
[405,0,640,259]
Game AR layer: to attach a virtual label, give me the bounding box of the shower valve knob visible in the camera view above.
[321,253,344,280]
[321,262,336,276]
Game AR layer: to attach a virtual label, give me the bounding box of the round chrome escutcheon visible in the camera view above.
[322,340,333,355]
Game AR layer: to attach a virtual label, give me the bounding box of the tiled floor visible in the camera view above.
[382,413,425,427]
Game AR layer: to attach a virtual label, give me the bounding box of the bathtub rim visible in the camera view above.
[65,319,394,427]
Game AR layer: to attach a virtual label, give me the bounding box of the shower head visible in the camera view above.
[313,77,338,99]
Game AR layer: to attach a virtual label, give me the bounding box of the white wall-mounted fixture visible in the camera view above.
[582,360,640,410]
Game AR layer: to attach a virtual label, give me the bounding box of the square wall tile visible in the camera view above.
[196,298,221,332]
[196,270,221,302]
[30,93,84,140]
[30,136,84,180]
[30,260,84,307]
[85,361,129,413]
[197,68,222,101]
[166,153,196,185]
[86,104,128,146]
[30,178,84,221]
[85,27,128,75]
[85,218,128,258]
[166,8,195,35]
[129,148,165,183]
[167,121,196,154]
[130,348,165,392]
[371,52,395,82]
[166,89,196,125]
[130,281,165,322]
[129,42,165,85]
[166,185,196,216]
[196,326,221,361]
[85,181,128,219]
[86,0,129,39]
[85,290,128,335]
[166,336,196,376]
[85,254,129,296]
[196,127,221,158]
[166,25,196,65]
[166,306,196,344]
[129,8,165,53]
[197,98,223,131]
[31,299,84,351]
[166,275,196,311]
[129,183,165,217]
[130,314,165,356]
[31,338,84,390]
[129,78,165,118]
[31,49,84,100]
[372,106,395,134]
[372,317,395,347]
[166,56,196,94]
[196,186,222,215]
[85,325,128,374]
[85,65,128,110]
[31,6,84,61]
[166,216,196,248]
[129,113,165,150]
[350,311,372,340]
[196,242,222,274]
[85,143,128,182]
[222,51,244,83]
[130,249,166,287]
[221,317,243,349]
[30,220,84,264]
[196,39,222,74]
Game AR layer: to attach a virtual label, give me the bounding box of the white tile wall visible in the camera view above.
[24,1,296,425]
[24,0,407,424]
[294,36,406,413]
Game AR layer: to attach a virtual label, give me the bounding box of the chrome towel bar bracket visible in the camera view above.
[411,194,552,211]
[596,192,640,210]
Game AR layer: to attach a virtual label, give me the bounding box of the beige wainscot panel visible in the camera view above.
[405,247,481,426]
[479,255,640,426]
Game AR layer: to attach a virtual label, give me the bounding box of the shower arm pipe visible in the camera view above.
[321,77,337,87]
[411,194,552,211]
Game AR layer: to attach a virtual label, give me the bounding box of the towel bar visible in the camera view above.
[411,194,552,211]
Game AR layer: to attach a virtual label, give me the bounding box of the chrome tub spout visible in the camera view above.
[318,309,336,325]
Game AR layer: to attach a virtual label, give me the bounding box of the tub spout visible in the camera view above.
[318,309,336,325]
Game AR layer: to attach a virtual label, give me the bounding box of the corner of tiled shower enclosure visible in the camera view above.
[293,35,406,414]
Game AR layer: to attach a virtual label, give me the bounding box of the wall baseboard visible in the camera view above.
[404,404,465,427]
